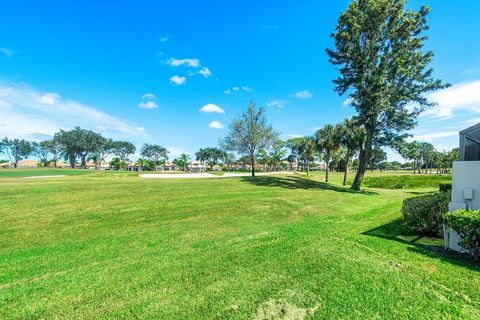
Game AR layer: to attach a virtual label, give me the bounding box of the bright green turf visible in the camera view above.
[0,168,91,178]
[0,170,478,319]
[363,174,451,189]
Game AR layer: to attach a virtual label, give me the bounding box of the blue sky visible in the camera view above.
[1,0,479,161]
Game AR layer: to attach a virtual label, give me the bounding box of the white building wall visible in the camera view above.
[449,161,480,210]
[446,161,480,253]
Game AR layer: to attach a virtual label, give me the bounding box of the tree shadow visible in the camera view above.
[240,175,378,195]
[362,219,480,271]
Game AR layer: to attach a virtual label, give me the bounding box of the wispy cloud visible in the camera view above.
[158,36,170,43]
[166,146,192,158]
[224,86,252,95]
[422,80,480,119]
[170,75,186,85]
[413,130,458,142]
[166,57,200,68]
[198,67,211,78]
[199,103,225,114]
[138,93,158,109]
[292,90,312,99]
[0,82,149,143]
[282,133,303,139]
[208,121,224,129]
[342,97,353,108]
[0,48,14,58]
[266,100,290,109]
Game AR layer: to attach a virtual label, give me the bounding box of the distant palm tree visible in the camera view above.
[315,124,339,182]
[173,153,191,172]
[337,118,365,185]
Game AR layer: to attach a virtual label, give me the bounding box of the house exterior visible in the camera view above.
[445,123,480,253]
[156,162,179,171]
[17,160,39,168]
[188,161,206,172]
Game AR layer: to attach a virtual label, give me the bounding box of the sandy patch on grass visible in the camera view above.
[139,171,293,179]
[254,299,320,320]
[23,175,67,179]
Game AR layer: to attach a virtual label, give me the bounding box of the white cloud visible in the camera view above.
[342,97,353,108]
[39,93,60,105]
[0,82,150,143]
[293,90,312,99]
[199,103,225,114]
[166,146,192,158]
[266,100,290,109]
[170,75,186,85]
[0,48,14,58]
[413,130,458,142]
[158,36,170,43]
[422,80,480,118]
[198,67,211,78]
[138,93,158,109]
[166,58,200,68]
[224,86,252,95]
[208,121,224,129]
[282,133,303,139]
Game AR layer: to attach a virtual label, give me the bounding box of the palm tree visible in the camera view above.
[287,137,316,174]
[315,124,339,182]
[337,118,365,185]
[173,153,191,172]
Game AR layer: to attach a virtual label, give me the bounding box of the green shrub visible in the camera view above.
[401,192,450,237]
[439,183,452,192]
[444,209,480,259]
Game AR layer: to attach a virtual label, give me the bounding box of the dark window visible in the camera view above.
[463,128,480,161]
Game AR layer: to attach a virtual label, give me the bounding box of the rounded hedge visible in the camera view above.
[401,192,450,237]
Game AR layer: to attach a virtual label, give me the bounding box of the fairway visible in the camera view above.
[1,171,479,319]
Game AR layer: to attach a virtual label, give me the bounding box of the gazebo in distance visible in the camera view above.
[445,122,480,252]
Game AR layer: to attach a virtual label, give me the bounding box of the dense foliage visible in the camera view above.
[439,183,452,192]
[327,0,447,189]
[402,191,450,237]
[444,209,480,259]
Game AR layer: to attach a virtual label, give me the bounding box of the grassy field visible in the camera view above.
[1,169,479,319]
[363,173,451,189]
[0,168,92,178]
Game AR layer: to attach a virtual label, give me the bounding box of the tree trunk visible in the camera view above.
[343,151,351,186]
[251,157,255,177]
[351,126,373,190]
[325,151,330,182]
[306,161,310,176]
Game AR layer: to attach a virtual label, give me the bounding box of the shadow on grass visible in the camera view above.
[240,175,378,195]
[362,219,480,271]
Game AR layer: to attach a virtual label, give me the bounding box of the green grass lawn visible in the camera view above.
[0,168,91,178]
[0,170,479,319]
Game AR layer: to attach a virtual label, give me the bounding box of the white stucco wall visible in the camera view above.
[450,161,480,210]
[445,161,480,253]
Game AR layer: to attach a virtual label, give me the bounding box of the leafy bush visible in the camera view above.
[401,192,450,237]
[439,183,452,192]
[444,209,480,259]
[363,175,451,189]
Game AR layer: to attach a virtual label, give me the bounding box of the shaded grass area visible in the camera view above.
[363,174,451,189]
[0,170,479,319]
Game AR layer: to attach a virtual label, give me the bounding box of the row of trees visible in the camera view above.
[1,128,134,170]
[219,0,450,190]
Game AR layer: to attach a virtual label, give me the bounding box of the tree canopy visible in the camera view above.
[327,0,447,189]
[221,101,279,176]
